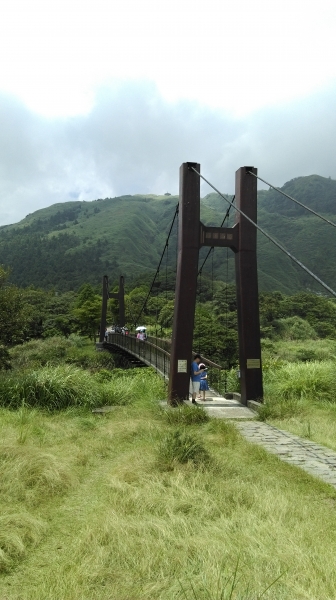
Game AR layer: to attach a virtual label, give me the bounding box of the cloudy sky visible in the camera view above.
[0,0,336,225]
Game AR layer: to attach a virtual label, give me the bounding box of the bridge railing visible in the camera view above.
[107,333,171,380]
[146,335,171,353]
[107,333,230,396]
[146,337,228,395]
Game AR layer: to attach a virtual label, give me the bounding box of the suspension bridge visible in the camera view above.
[98,163,336,407]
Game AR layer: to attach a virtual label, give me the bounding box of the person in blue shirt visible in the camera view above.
[190,354,202,404]
[198,363,210,401]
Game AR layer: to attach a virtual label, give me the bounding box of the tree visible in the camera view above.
[73,297,102,340]
[0,266,29,348]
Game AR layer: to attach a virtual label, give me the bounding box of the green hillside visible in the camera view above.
[0,175,335,294]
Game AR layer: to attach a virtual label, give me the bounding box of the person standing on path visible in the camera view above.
[190,354,202,404]
[198,363,210,401]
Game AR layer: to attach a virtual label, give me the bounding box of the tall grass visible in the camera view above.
[0,365,102,410]
[260,360,336,420]
[0,365,166,410]
[261,338,336,364]
[0,442,74,502]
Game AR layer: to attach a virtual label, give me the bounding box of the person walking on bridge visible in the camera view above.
[190,354,202,405]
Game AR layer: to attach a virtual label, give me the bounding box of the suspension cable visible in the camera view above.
[197,269,202,353]
[127,303,137,328]
[165,241,169,301]
[210,247,214,349]
[190,167,336,298]
[135,204,179,324]
[248,171,336,229]
[224,246,229,394]
[105,276,109,299]
[198,195,236,275]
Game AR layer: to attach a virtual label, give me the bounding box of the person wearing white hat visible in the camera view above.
[198,363,210,401]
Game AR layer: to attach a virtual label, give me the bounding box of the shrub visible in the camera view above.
[273,316,317,341]
[65,347,115,371]
[67,334,87,347]
[0,345,11,370]
[157,429,210,470]
[9,337,74,369]
[95,369,114,382]
[295,348,317,362]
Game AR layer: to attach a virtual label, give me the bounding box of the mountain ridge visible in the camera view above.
[1,174,336,294]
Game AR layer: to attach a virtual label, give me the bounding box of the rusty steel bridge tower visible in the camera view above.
[168,163,263,407]
[99,275,125,343]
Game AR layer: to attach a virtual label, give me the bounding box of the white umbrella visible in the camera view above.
[136,326,147,331]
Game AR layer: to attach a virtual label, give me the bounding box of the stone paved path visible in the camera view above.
[235,420,336,488]
[96,393,336,489]
[187,392,336,488]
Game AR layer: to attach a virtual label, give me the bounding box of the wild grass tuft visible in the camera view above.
[162,403,209,426]
[157,429,210,470]
[0,513,46,573]
[0,442,75,502]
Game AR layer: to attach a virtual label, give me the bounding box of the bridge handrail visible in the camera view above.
[107,332,228,396]
[113,334,171,358]
[138,334,224,370]
[110,333,224,369]
[107,333,171,380]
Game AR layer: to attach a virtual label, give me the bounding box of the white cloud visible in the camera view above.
[0,0,335,117]
[0,80,336,225]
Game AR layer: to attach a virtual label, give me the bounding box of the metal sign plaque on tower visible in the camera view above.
[168,163,263,406]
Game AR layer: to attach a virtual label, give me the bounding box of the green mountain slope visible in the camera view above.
[0,175,335,293]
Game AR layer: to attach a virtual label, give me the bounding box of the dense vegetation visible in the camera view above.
[1,255,336,370]
[1,174,336,293]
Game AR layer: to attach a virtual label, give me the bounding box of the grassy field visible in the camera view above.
[1,397,336,599]
[1,336,336,598]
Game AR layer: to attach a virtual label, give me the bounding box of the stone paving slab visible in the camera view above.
[184,396,255,419]
[235,421,336,489]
